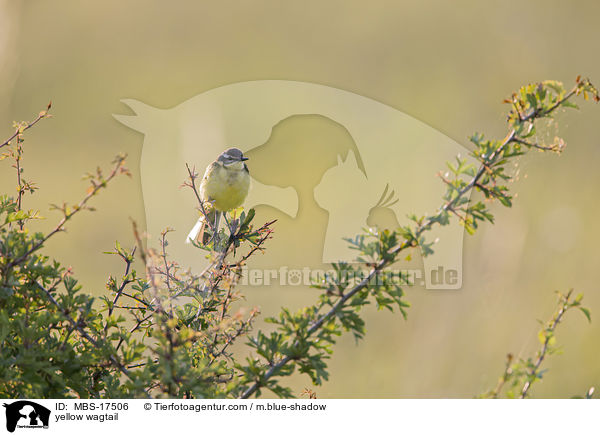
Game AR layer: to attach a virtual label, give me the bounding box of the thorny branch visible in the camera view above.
[239,77,599,398]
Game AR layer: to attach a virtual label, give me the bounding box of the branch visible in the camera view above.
[519,290,574,398]
[104,246,136,333]
[480,289,590,399]
[33,280,141,391]
[183,163,215,236]
[240,263,383,398]
[0,102,52,150]
[239,77,598,399]
[488,354,513,399]
[4,154,129,271]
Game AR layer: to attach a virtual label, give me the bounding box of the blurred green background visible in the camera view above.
[1,0,599,398]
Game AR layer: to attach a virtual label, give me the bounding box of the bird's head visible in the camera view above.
[218,147,249,168]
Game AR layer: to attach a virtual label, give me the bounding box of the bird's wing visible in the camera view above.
[200,161,221,201]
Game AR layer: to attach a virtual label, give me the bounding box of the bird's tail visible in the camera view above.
[186,217,206,244]
[186,207,220,245]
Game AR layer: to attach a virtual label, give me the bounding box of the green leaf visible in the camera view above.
[579,307,591,323]
[561,100,579,110]
[5,210,29,223]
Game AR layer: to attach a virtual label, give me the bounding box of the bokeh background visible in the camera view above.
[1,0,599,398]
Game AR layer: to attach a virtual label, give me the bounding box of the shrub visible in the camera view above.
[0,78,597,398]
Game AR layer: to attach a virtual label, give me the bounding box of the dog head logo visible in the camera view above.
[3,401,50,432]
[114,80,476,289]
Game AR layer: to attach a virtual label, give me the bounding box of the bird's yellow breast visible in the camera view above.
[201,163,250,212]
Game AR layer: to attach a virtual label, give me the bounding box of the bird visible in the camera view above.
[186,147,251,245]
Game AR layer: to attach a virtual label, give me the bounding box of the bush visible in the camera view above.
[0,78,597,398]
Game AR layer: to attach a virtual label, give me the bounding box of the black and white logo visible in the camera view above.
[2,401,50,433]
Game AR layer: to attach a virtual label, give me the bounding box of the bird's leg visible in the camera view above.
[223,212,235,235]
[209,211,221,247]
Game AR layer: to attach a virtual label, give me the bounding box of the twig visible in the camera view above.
[519,290,573,398]
[0,102,52,150]
[4,154,128,271]
[184,163,215,236]
[489,353,513,399]
[104,246,136,333]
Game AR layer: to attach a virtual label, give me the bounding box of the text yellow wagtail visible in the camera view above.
[186,147,251,244]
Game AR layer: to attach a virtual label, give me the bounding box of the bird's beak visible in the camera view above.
[241,156,249,161]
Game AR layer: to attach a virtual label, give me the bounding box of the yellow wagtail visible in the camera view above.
[186,147,251,244]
